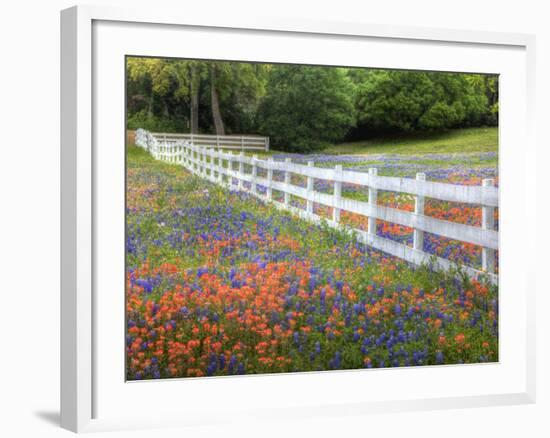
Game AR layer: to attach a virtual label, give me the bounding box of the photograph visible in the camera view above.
[125,56,499,380]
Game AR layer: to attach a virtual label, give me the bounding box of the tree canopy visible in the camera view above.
[257,65,356,152]
[353,70,496,133]
[126,57,498,152]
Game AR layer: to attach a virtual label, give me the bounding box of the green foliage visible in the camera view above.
[206,62,269,134]
[126,56,499,153]
[257,65,356,152]
[354,71,494,133]
[319,127,497,156]
[127,109,186,133]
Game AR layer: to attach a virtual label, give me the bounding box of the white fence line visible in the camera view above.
[135,128,498,284]
[135,128,269,151]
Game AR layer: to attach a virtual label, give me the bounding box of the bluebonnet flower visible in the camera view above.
[135,278,153,293]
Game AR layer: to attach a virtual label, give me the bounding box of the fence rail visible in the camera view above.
[136,128,269,151]
[135,128,498,284]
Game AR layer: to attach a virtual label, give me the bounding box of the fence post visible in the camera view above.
[413,172,426,251]
[251,154,258,195]
[209,149,215,181]
[267,157,273,201]
[266,137,270,152]
[204,147,209,178]
[227,151,233,188]
[368,168,378,238]
[238,151,244,190]
[284,158,291,206]
[482,178,495,273]
[218,148,224,184]
[306,161,314,215]
[241,136,244,151]
[201,147,207,177]
[333,165,342,223]
[198,146,201,174]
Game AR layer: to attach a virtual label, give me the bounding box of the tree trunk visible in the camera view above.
[189,66,200,133]
[210,66,225,135]
[147,93,154,118]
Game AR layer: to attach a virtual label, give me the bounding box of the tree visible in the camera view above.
[354,70,491,134]
[206,61,268,135]
[258,65,356,152]
[126,57,269,135]
[126,57,498,149]
[210,64,225,135]
[126,57,192,132]
[187,62,205,134]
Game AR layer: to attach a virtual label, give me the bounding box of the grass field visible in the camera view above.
[249,128,499,182]
[323,127,498,155]
[125,133,499,380]
[129,127,497,157]
[246,127,498,158]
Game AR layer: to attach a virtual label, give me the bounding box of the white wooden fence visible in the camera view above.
[135,129,498,284]
[135,128,269,151]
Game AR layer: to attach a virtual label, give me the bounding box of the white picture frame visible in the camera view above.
[60,4,537,433]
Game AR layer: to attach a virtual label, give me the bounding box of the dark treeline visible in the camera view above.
[126,57,498,152]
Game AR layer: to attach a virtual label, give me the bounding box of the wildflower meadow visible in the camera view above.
[126,145,499,380]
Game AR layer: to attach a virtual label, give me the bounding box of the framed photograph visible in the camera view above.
[61,4,536,433]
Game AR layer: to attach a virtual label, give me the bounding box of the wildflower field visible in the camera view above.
[126,145,499,380]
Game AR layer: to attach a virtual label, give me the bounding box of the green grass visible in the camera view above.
[245,127,499,177]
[129,127,498,158]
[129,127,498,177]
[322,127,498,156]
[253,127,498,157]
